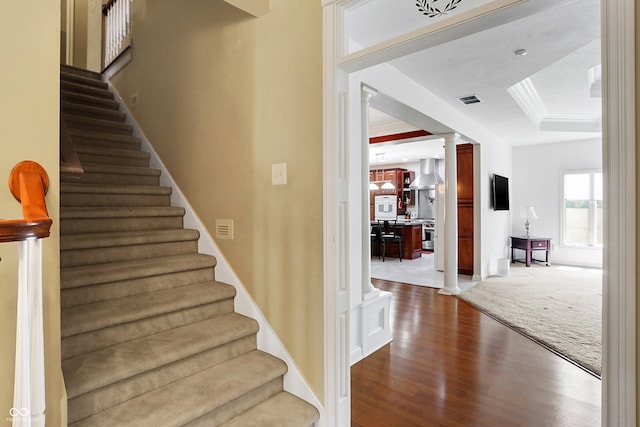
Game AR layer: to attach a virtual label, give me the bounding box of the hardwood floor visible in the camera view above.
[351,280,601,427]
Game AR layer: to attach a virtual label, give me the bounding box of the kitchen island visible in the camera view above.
[371,220,423,260]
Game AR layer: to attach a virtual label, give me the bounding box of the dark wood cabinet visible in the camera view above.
[401,170,415,207]
[457,144,474,276]
[371,223,422,260]
[403,223,422,259]
[369,167,410,218]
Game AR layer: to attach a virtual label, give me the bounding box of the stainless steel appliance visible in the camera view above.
[421,219,435,250]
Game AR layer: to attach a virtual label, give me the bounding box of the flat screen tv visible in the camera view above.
[492,174,510,211]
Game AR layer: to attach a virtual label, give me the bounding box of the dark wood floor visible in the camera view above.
[351,280,601,427]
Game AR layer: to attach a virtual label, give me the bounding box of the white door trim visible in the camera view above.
[322,0,636,426]
[601,0,636,425]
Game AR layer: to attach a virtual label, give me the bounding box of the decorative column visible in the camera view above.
[439,133,461,295]
[361,85,378,300]
[358,84,392,359]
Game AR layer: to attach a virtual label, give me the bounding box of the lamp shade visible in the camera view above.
[381,181,395,190]
[518,206,539,220]
[369,182,379,190]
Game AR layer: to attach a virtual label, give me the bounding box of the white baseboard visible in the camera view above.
[104,81,324,424]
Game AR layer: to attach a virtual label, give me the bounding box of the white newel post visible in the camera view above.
[439,133,461,295]
[13,238,46,427]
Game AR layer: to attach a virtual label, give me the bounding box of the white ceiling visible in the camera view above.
[359,0,602,165]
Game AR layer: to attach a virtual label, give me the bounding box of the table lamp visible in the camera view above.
[519,206,538,238]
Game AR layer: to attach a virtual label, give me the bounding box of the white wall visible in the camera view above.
[479,140,513,277]
[511,138,603,268]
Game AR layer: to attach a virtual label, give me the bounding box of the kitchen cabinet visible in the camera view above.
[370,222,422,260]
[369,167,410,218]
[457,144,474,276]
[402,223,422,259]
[401,170,415,207]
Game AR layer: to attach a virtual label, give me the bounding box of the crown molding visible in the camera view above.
[508,77,601,133]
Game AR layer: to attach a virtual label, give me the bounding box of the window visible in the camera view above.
[563,171,603,246]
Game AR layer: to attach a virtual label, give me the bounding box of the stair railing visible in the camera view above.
[102,0,132,69]
[0,161,52,427]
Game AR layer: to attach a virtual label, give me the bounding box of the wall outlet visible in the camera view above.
[272,162,287,185]
[131,91,139,106]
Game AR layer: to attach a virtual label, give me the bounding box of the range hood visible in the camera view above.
[409,158,444,189]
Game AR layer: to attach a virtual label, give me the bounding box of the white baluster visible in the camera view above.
[12,239,45,427]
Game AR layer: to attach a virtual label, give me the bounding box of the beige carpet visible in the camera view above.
[458,263,602,376]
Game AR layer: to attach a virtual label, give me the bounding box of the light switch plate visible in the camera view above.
[272,162,287,185]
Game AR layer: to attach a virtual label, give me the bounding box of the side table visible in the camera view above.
[511,236,551,267]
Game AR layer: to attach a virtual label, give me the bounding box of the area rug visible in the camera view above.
[458,264,602,376]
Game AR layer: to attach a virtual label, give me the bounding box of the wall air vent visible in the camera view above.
[215,219,234,240]
[457,94,482,105]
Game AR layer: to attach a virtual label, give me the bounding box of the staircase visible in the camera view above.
[59,64,319,427]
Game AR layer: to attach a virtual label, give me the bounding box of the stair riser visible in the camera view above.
[61,74,108,90]
[61,216,183,235]
[62,105,126,123]
[61,172,159,186]
[61,91,120,110]
[77,152,149,168]
[61,241,198,268]
[72,136,141,151]
[61,268,214,308]
[61,81,114,100]
[63,299,235,359]
[68,336,257,425]
[61,193,171,208]
[186,379,283,427]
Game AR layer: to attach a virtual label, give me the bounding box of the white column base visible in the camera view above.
[438,287,461,296]
[361,290,393,358]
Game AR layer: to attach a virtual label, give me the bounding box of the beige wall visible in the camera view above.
[110,0,324,398]
[0,2,64,426]
[71,0,103,72]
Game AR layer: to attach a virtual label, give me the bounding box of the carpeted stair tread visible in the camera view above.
[60,163,161,186]
[219,392,320,427]
[60,207,184,234]
[61,229,199,250]
[70,350,286,427]
[69,128,141,147]
[75,145,150,168]
[61,80,114,100]
[61,182,171,195]
[60,229,199,267]
[61,281,236,338]
[69,162,160,177]
[60,71,109,89]
[61,253,217,289]
[62,101,127,122]
[63,313,261,399]
[61,206,184,220]
[61,90,120,110]
[60,65,102,80]
[64,114,134,135]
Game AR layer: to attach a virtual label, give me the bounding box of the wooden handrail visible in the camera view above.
[0,161,52,243]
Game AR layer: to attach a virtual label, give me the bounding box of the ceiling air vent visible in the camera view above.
[457,94,482,105]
